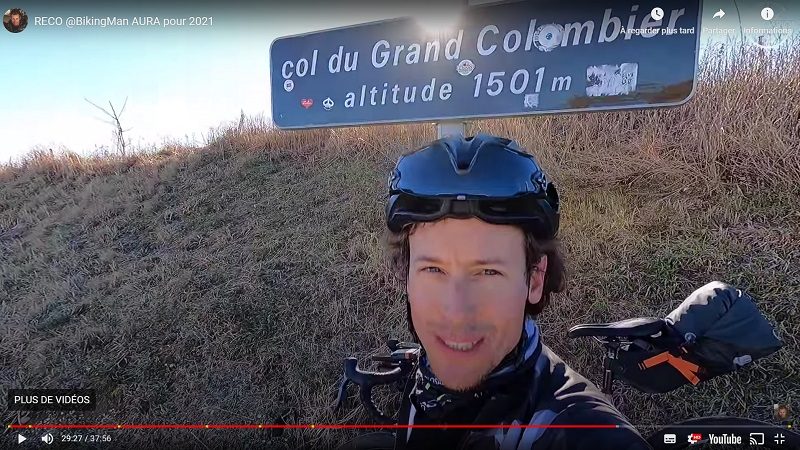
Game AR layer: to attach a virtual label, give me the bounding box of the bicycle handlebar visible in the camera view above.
[333,340,420,424]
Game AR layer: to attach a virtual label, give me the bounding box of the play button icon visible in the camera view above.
[17,434,27,444]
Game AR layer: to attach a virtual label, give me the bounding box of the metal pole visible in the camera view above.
[434,0,472,140]
[436,120,466,139]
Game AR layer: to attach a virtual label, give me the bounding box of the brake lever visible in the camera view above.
[334,375,352,412]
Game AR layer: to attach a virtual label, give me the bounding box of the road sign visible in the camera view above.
[270,0,702,129]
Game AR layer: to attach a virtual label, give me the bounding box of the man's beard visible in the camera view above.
[429,355,493,392]
[449,372,490,392]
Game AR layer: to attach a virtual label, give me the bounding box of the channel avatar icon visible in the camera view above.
[774,403,791,423]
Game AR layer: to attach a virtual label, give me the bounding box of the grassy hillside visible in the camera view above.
[1,44,798,448]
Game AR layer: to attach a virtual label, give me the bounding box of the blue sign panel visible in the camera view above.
[270,0,701,129]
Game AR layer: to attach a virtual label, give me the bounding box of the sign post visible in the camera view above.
[270,0,702,133]
[437,120,466,138]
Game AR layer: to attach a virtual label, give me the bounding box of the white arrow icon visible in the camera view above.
[18,434,27,444]
[713,9,725,19]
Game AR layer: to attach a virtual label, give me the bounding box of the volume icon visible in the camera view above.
[41,433,54,444]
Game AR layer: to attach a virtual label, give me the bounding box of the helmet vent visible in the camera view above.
[447,137,482,174]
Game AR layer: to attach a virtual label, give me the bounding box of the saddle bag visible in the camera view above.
[612,281,784,394]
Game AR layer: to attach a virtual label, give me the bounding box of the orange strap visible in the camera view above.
[641,351,702,385]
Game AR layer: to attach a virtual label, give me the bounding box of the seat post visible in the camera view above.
[601,345,617,397]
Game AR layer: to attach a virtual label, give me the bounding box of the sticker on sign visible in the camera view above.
[269,0,701,129]
[586,63,638,96]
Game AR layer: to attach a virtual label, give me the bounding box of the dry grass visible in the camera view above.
[1,43,799,448]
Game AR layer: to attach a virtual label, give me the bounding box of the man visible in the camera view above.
[775,404,792,426]
[4,9,26,33]
[383,134,652,449]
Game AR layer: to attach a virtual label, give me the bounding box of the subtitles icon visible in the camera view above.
[663,433,677,444]
[750,432,765,445]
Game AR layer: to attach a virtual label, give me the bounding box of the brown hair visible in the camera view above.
[386,221,567,332]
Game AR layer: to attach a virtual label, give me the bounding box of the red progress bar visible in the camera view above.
[9,424,619,430]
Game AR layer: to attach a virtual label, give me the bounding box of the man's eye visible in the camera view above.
[482,269,501,276]
[422,267,442,273]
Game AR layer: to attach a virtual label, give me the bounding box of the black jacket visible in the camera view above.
[394,342,653,450]
[4,21,24,33]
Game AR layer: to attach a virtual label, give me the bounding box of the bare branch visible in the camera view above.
[119,96,129,117]
[84,98,115,121]
[90,116,117,127]
[85,97,131,156]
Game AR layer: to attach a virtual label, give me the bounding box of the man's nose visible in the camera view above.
[439,277,478,319]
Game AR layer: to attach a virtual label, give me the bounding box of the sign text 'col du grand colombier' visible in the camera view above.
[269,0,701,128]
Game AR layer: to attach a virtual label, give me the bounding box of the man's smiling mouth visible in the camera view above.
[438,336,485,352]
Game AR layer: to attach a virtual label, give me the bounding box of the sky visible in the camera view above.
[0,0,797,164]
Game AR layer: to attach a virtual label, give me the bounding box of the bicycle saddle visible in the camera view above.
[568,317,667,338]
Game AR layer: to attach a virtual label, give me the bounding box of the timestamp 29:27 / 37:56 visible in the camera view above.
[60,433,113,443]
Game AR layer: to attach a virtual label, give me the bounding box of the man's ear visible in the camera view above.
[527,255,548,305]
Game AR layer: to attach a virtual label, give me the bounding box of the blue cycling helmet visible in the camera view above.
[386,133,560,239]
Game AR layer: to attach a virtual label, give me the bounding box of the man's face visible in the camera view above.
[407,217,547,391]
[11,14,21,27]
